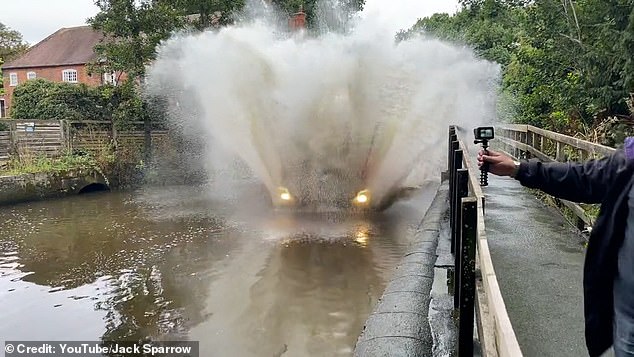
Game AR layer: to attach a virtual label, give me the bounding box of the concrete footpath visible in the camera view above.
[483,175,590,356]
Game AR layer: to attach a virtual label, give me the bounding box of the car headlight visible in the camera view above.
[353,189,371,206]
[278,187,293,202]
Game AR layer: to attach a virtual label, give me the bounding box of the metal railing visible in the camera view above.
[448,126,477,356]
[448,126,522,357]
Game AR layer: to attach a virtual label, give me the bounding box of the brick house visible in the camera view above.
[1,26,118,117]
[0,14,305,118]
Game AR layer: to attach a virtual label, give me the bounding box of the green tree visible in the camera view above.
[406,0,634,134]
[623,6,634,94]
[574,0,634,117]
[406,0,524,67]
[89,0,183,161]
[0,22,28,62]
[89,0,183,80]
[0,22,29,95]
[174,0,245,29]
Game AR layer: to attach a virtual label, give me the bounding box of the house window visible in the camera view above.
[9,73,18,86]
[62,69,78,83]
[0,99,5,118]
[103,71,116,85]
[27,71,37,80]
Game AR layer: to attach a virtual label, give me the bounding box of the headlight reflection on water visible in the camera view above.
[354,231,369,247]
[353,223,373,247]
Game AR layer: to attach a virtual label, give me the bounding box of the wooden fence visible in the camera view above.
[494,124,616,231]
[0,119,168,166]
[0,131,10,164]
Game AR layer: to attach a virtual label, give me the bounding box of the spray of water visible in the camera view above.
[146,1,500,210]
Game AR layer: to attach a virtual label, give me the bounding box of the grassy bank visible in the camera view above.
[0,153,109,176]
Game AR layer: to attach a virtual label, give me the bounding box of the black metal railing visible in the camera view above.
[448,125,478,357]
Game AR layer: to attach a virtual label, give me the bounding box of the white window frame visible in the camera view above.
[9,73,18,86]
[103,71,116,85]
[26,71,36,80]
[62,69,78,83]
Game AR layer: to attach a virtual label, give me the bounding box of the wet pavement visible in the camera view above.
[483,175,589,356]
[0,180,438,356]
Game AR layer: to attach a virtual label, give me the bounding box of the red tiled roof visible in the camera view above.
[2,26,104,70]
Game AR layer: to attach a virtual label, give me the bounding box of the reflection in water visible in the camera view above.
[242,237,385,356]
[0,183,436,355]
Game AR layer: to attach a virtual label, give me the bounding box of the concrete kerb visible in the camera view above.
[354,180,448,357]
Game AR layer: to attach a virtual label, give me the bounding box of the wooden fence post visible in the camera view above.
[59,120,68,152]
[111,121,118,150]
[67,121,72,152]
[556,142,562,161]
[144,118,152,164]
[527,131,533,148]
[9,120,18,157]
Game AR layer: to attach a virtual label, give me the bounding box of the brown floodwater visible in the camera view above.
[0,180,437,356]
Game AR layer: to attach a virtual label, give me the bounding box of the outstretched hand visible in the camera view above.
[477,149,517,177]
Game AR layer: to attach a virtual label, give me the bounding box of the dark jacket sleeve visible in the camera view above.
[515,150,629,204]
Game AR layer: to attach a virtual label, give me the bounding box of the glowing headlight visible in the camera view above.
[353,189,371,205]
[278,187,292,201]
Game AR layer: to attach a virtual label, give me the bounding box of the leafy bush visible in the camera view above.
[11,79,106,120]
[10,78,168,129]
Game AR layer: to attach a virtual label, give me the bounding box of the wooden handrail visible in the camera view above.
[496,136,553,162]
[500,124,616,158]
[495,124,611,230]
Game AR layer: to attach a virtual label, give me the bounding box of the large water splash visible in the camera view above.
[146,2,500,210]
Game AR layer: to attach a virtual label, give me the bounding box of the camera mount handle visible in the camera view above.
[474,138,489,186]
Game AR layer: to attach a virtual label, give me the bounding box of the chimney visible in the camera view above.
[289,5,306,30]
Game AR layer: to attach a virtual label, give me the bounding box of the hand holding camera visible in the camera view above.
[473,126,519,185]
[477,149,518,177]
[474,127,494,186]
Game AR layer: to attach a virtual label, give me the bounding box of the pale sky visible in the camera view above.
[362,0,459,34]
[1,0,459,45]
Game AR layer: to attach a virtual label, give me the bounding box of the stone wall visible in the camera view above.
[0,169,109,206]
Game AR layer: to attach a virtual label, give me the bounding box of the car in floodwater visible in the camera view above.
[272,183,414,212]
[270,163,413,212]
[263,119,417,212]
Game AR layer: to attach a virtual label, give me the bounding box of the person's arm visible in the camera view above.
[480,149,628,204]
